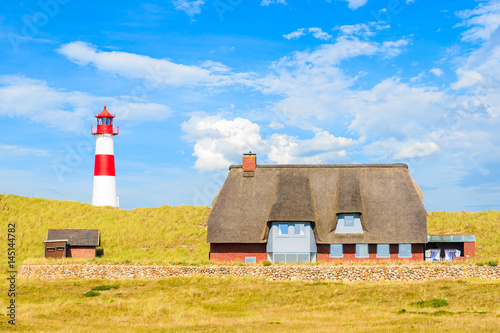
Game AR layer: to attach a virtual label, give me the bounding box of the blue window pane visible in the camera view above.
[399,244,412,258]
[356,244,369,258]
[330,244,343,258]
[245,257,256,264]
[278,224,288,235]
[294,223,304,235]
[344,215,354,226]
[377,244,390,258]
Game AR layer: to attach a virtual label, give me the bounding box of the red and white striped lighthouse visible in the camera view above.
[91,106,119,207]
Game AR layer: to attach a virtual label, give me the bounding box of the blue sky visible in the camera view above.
[1,0,499,211]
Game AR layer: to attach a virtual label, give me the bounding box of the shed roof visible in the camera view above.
[207,164,427,244]
[46,229,100,246]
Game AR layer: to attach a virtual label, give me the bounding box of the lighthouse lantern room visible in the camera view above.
[91,106,119,207]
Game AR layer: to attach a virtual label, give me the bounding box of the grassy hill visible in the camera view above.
[1,194,499,264]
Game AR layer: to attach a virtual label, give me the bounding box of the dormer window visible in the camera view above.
[334,213,364,234]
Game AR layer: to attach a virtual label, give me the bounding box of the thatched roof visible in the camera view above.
[207,164,427,244]
[46,229,100,247]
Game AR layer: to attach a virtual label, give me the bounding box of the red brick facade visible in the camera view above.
[67,246,96,258]
[210,243,425,263]
[210,243,267,263]
[463,242,475,258]
[317,244,424,262]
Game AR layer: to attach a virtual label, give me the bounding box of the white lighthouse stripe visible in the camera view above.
[92,176,118,207]
[95,134,115,155]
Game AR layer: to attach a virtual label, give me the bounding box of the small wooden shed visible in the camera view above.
[45,229,100,258]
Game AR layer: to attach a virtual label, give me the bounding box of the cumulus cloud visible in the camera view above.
[182,114,355,170]
[455,1,500,42]
[343,0,368,10]
[283,28,306,40]
[308,27,332,40]
[0,75,172,132]
[58,41,231,86]
[364,138,440,160]
[172,0,205,16]
[429,68,444,77]
[283,27,332,40]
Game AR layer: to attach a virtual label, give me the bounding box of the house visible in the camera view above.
[44,229,100,258]
[207,153,475,263]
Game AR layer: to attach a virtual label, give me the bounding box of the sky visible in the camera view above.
[1,0,499,211]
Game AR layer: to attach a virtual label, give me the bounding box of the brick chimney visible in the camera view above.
[242,152,256,172]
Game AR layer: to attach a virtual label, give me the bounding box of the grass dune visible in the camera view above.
[0,194,499,265]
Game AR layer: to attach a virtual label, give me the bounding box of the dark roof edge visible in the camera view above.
[229,163,408,170]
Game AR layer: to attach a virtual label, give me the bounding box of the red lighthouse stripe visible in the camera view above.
[94,155,116,176]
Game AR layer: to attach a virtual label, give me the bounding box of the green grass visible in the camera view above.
[7,278,500,332]
[410,298,449,308]
[0,194,499,265]
[91,285,119,291]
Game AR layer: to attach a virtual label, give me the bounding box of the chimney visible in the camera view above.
[242,152,256,173]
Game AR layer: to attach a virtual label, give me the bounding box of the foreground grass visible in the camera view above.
[5,278,500,332]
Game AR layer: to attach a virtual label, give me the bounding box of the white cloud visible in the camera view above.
[0,75,172,132]
[182,114,355,170]
[58,41,225,86]
[308,27,332,40]
[0,144,50,157]
[172,0,205,16]
[455,1,500,42]
[283,28,306,40]
[344,0,368,10]
[283,27,332,40]
[429,68,444,77]
[347,78,447,138]
[261,0,286,6]
[364,138,440,160]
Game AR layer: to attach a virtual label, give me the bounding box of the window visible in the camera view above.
[46,247,55,252]
[355,244,369,258]
[344,215,354,226]
[278,223,289,235]
[376,244,390,258]
[245,257,256,264]
[56,246,65,251]
[294,223,305,236]
[330,244,343,258]
[335,214,363,234]
[398,244,412,258]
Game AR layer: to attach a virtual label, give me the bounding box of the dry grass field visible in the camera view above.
[3,278,499,332]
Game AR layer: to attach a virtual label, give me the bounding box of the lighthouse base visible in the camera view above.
[92,176,118,207]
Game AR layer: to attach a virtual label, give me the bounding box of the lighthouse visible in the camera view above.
[91,106,119,207]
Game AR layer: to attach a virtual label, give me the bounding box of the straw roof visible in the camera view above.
[207,164,427,244]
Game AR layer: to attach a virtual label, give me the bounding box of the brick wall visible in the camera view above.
[67,247,96,258]
[317,244,424,262]
[463,242,475,258]
[242,155,256,172]
[210,243,267,263]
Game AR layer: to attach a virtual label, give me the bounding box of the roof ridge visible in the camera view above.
[229,163,408,170]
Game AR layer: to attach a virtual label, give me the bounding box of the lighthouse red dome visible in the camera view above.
[91,105,119,135]
[95,105,115,118]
